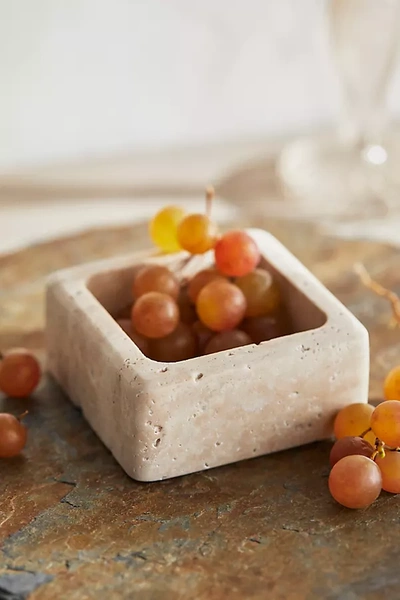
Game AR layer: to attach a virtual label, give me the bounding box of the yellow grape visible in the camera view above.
[177,214,219,254]
[384,365,400,400]
[333,403,375,446]
[371,401,400,448]
[149,206,186,253]
[376,451,400,493]
[196,280,247,332]
[235,268,281,317]
[329,455,382,509]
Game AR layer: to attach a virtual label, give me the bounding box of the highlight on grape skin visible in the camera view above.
[149,205,186,253]
[133,265,180,300]
[214,230,261,277]
[131,292,179,339]
[333,402,375,446]
[0,349,41,399]
[328,455,382,509]
[196,280,247,332]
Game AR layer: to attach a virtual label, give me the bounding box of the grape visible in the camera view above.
[131,292,179,339]
[188,269,225,303]
[196,280,247,332]
[241,315,285,344]
[235,269,281,317]
[116,319,150,355]
[214,231,260,277]
[384,365,400,400]
[371,401,400,448]
[177,214,219,254]
[149,205,186,253]
[329,455,382,509]
[148,323,197,362]
[204,330,252,355]
[376,451,400,493]
[0,413,27,458]
[0,349,41,398]
[333,403,375,446]
[133,265,179,300]
[192,321,214,353]
[177,287,197,325]
[329,436,374,467]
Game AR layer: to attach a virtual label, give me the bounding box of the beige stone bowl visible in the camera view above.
[46,229,369,482]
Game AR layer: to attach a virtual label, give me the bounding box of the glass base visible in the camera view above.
[277,134,400,220]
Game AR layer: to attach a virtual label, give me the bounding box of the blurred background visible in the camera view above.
[1,0,400,252]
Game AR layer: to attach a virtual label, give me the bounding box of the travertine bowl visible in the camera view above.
[46,229,369,481]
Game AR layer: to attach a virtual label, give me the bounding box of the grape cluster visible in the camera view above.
[329,379,400,508]
[0,349,41,458]
[115,196,290,361]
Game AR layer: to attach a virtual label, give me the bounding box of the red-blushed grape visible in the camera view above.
[131,292,179,339]
[214,230,260,277]
[329,436,374,467]
[116,319,150,356]
[192,320,214,353]
[241,315,285,344]
[0,349,41,399]
[333,403,375,446]
[188,269,225,303]
[0,413,27,458]
[149,205,186,253]
[376,451,400,493]
[384,365,400,400]
[133,265,179,300]
[204,330,252,355]
[148,323,197,362]
[371,401,400,448]
[196,280,247,332]
[177,287,197,325]
[329,455,382,509]
[235,269,281,317]
[177,214,219,254]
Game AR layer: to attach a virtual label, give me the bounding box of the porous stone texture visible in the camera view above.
[46,229,369,482]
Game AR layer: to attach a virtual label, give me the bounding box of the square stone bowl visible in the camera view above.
[46,229,369,482]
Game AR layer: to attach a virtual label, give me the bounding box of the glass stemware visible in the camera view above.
[278,0,400,220]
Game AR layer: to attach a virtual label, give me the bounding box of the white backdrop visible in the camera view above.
[1,0,400,171]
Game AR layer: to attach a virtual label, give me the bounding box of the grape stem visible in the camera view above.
[360,427,372,439]
[18,411,29,421]
[205,186,215,219]
[354,263,400,328]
